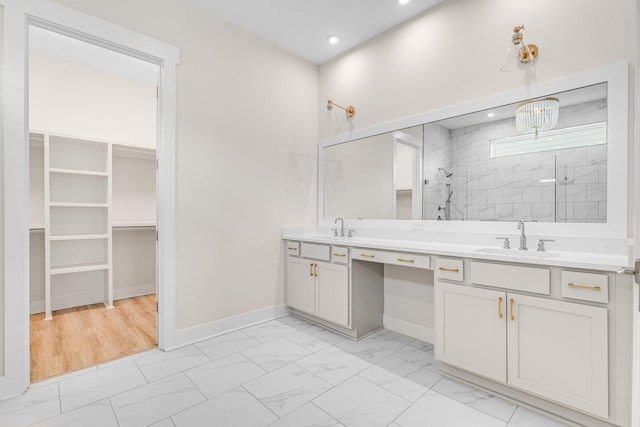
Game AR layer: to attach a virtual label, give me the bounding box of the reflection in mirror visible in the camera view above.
[423,83,607,223]
[324,125,423,220]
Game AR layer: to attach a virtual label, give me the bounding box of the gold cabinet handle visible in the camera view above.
[498,297,503,319]
[438,267,459,272]
[360,253,375,258]
[397,258,414,263]
[567,283,601,291]
[509,298,515,321]
[314,263,318,277]
[287,247,297,251]
[333,253,346,257]
[309,263,313,277]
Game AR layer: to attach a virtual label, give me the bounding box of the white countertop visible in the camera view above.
[282,230,630,272]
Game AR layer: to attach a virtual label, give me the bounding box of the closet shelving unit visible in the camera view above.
[44,133,113,319]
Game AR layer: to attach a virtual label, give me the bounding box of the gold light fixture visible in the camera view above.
[327,99,355,118]
[500,25,539,72]
[515,96,560,138]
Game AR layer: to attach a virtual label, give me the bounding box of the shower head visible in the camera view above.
[438,167,453,178]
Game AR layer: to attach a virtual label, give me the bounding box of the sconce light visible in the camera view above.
[327,99,355,118]
[515,97,560,138]
[500,25,539,72]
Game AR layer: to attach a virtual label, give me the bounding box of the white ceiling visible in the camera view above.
[191,0,445,64]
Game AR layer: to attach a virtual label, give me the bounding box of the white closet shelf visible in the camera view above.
[30,224,45,230]
[49,167,108,176]
[50,234,109,241]
[112,221,156,228]
[50,202,108,208]
[50,263,109,275]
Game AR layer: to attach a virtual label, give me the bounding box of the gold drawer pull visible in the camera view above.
[510,298,515,321]
[568,283,601,291]
[360,254,375,258]
[438,267,459,272]
[314,263,318,277]
[309,264,313,277]
[498,297,503,319]
[397,258,415,263]
[333,253,346,257]
[287,247,298,251]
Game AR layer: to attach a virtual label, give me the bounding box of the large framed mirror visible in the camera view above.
[318,64,628,239]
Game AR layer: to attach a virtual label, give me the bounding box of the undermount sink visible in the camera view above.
[475,247,562,258]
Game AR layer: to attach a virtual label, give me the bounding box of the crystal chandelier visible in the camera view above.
[515,97,560,138]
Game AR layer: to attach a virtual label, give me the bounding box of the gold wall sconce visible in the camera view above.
[501,25,539,71]
[327,99,355,118]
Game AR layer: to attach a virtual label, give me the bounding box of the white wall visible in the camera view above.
[0,3,5,378]
[29,53,157,148]
[53,0,319,329]
[319,0,636,141]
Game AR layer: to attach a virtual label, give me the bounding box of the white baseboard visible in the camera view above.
[30,283,157,314]
[169,304,290,350]
[383,314,433,343]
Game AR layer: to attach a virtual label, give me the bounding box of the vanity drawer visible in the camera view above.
[331,246,349,264]
[561,271,608,304]
[435,257,464,281]
[300,242,330,261]
[470,261,550,295]
[285,241,300,256]
[352,248,430,269]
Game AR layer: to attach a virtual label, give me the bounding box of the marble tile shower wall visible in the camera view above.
[423,99,607,222]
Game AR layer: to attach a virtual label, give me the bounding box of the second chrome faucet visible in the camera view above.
[517,220,527,250]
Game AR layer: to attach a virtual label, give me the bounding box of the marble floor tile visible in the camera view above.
[392,339,438,370]
[276,315,315,330]
[195,330,261,361]
[0,383,60,427]
[268,402,342,427]
[58,360,146,412]
[135,345,210,382]
[31,399,118,427]
[507,406,571,427]
[185,352,266,399]
[241,320,299,343]
[149,419,176,427]
[244,362,332,417]
[296,345,371,386]
[172,387,277,427]
[433,376,516,422]
[285,325,347,353]
[395,390,506,427]
[358,354,442,402]
[313,376,411,427]
[242,336,311,372]
[335,329,414,364]
[110,373,205,427]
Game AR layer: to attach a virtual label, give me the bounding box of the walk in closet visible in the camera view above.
[29,131,156,318]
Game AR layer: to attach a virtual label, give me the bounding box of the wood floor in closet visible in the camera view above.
[30,294,157,383]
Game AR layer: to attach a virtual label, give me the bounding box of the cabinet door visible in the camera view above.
[286,257,315,315]
[315,262,349,327]
[507,294,608,418]
[435,283,506,383]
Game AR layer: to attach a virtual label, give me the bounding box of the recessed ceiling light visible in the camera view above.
[327,35,340,45]
[487,112,495,117]
[398,0,411,5]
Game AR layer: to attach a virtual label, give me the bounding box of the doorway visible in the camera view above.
[28,25,159,382]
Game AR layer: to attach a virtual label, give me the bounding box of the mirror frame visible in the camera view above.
[318,63,628,239]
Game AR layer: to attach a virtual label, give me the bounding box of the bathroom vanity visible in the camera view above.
[288,63,638,426]
[282,232,637,427]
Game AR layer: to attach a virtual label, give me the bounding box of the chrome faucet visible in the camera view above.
[335,217,345,237]
[517,220,527,250]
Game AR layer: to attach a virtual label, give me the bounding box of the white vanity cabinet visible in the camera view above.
[435,281,609,418]
[286,242,349,327]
